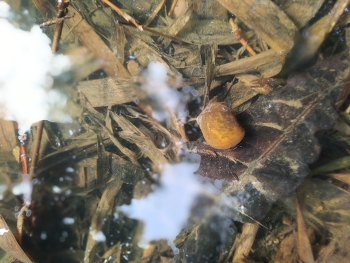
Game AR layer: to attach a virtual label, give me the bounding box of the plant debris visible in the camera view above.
[1,0,350,262]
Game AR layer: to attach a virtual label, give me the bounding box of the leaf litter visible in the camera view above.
[0,0,350,262]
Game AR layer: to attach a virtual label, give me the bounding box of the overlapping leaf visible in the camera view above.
[195,51,350,220]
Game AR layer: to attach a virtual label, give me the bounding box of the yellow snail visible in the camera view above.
[197,102,245,150]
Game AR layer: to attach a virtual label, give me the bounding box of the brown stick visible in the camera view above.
[229,18,257,56]
[51,0,70,53]
[39,14,75,28]
[102,0,143,31]
[19,135,28,175]
[168,0,179,16]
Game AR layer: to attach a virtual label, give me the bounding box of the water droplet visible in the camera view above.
[40,232,47,240]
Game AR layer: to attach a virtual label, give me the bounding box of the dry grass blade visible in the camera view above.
[296,195,314,263]
[102,0,143,31]
[77,73,200,107]
[232,223,259,263]
[15,206,28,245]
[80,94,139,165]
[168,0,179,16]
[130,109,182,151]
[101,241,122,262]
[141,244,156,263]
[203,44,217,107]
[143,0,165,27]
[31,0,47,15]
[215,49,282,78]
[327,173,350,185]
[110,110,168,168]
[311,156,350,175]
[110,20,127,65]
[165,4,193,37]
[28,121,43,181]
[84,178,123,263]
[0,119,17,153]
[125,32,179,77]
[0,214,33,263]
[64,6,130,77]
[77,77,145,107]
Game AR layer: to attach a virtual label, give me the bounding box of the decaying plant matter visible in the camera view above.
[1,0,350,262]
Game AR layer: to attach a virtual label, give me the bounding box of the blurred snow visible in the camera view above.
[118,156,225,251]
[0,3,72,135]
[12,173,32,206]
[0,184,7,200]
[142,62,188,123]
[0,228,9,235]
[63,217,75,225]
[90,230,106,242]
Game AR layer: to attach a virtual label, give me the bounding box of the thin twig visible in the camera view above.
[102,0,143,31]
[52,0,70,53]
[143,0,165,27]
[19,134,28,175]
[168,0,179,16]
[39,14,75,28]
[229,18,257,56]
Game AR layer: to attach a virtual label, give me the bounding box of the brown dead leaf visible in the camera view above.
[0,215,33,263]
[196,51,349,221]
[296,195,314,263]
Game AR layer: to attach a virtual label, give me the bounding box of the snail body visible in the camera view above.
[197,102,245,150]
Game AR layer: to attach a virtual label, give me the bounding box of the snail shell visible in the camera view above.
[197,102,245,150]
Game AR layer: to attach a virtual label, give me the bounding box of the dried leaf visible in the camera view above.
[196,51,350,220]
[84,178,123,263]
[0,215,33,263]
[296,196,314,263]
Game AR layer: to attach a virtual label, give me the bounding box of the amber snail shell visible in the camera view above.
[197,102,245,150]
